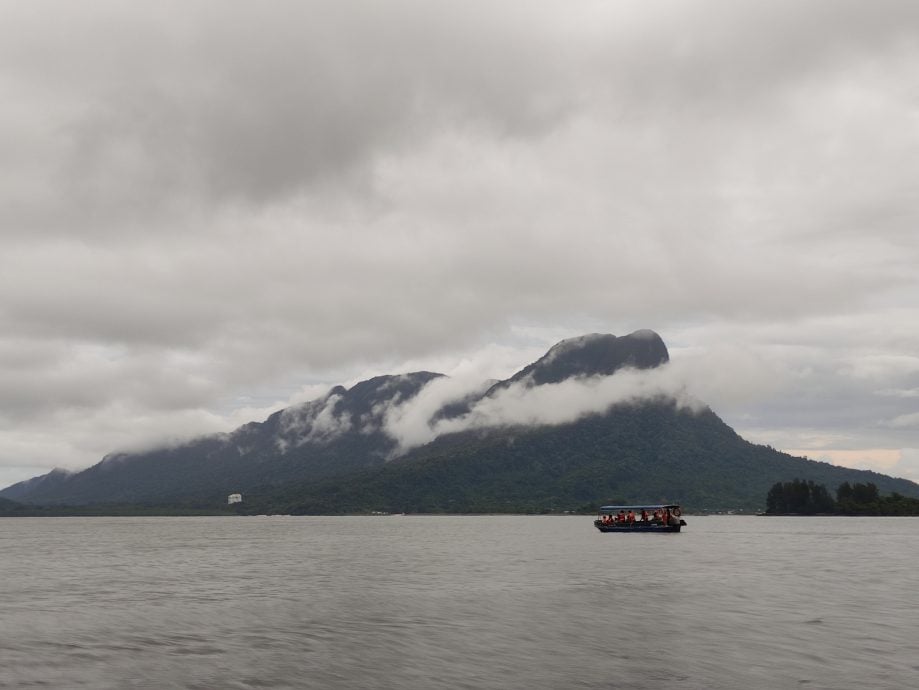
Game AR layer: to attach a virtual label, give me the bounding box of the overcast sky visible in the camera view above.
[2,0,919,488]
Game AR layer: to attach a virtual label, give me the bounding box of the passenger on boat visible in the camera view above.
[668,509,681,526]
[640,509,649,522]
[652,510,662,523]
[627,510,635,524]
[617,510,626,523]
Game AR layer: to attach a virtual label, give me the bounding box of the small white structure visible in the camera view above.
[228,493,242,505]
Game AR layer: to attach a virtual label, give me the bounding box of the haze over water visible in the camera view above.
[2,515,917,689]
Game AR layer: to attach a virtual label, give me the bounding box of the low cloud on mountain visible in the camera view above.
[378,363,704,454]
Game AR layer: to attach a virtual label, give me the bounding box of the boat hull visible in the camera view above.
[594,520,683,533]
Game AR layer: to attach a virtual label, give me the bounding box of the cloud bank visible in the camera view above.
[379,364,704,454]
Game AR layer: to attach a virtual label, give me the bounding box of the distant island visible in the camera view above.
[765,479,919,516]
[4,331,919,516]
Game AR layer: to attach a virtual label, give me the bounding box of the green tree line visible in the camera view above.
[766,479,919,515]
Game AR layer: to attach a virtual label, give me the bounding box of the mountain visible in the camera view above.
[1,370,442,506]
[4,329,918,511]
[0,467,72,501]
[0,495,26,515]
[249,402,918,514]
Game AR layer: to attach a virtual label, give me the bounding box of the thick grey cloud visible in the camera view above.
[2,1,919,487]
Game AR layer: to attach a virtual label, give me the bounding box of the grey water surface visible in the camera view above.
[1,515,917,689]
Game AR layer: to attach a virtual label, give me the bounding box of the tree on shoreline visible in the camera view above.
[766,479,919,515]
[766,479,835,514]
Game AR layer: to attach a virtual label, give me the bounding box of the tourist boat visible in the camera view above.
[594,504,686,533]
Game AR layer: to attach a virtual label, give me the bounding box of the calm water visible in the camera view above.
[1,515,918,689]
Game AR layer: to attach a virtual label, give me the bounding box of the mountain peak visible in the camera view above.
[506,330,669,388]
[0,466,73,501]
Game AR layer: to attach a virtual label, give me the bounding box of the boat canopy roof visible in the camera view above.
[598,504,680,512]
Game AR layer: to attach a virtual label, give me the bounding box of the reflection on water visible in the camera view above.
[1,515,918,689]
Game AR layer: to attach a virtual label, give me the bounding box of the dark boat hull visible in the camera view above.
[594,520,684,533]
